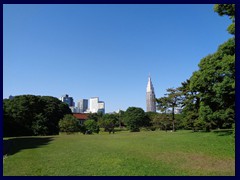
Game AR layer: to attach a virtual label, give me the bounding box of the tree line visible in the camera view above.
[58,107,184,135]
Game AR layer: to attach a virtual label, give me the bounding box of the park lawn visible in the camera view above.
[3,130,235,176]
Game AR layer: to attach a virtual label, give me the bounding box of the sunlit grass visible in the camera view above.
[3,130,235,176]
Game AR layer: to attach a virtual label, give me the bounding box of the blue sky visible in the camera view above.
[3,4,233,113]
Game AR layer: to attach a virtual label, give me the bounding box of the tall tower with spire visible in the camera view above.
[146,76,156,112]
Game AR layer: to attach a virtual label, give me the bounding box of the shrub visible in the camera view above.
[59,114,80,134]
[84,119,100,134]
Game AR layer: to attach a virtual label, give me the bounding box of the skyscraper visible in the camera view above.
[59,94,74,107]
[146,76,156,112]
[89,97,105,114]
[77,99,88,113]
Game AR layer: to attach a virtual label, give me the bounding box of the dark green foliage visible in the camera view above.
[98,114,118,133]
[178,5,235,131]
[87,112,103,122]
[151,113,171,131]
[145,112,158,130]
[59,114,80,134]
[156,88,182,131]
[32,113,48,135]
[123,107,147,132]
[179,79,200,131]
[84,119,100,134]
[214,4,235,35]
[188,38,235,131]
[145,112,158,124]
[3,95,72,137]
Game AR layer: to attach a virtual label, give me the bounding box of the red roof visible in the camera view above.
[73,113,88,120]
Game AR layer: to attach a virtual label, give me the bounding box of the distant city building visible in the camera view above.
[9,95,14,100]
[146,76,156,112]
[69,106,76,113]
[89,97,105,114]
[60,94,74,107]
[161,107,182,114]
[174,107,183,114]
[89,97,99,113]
[98,101,105,114]
[77,99,88,113]
[60,95,104,114]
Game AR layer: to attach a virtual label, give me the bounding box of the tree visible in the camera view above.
[3,95,72,137]
[98,119,115,134]
[98,114,118,133]
[156,88,182,132]
[214,4,235,35]
[59,114,80,134]
[189,38,235,130]
[84,119,100,134]
[123,107,146,132]
[178,4,235,131]
[179,79,200,131]
[145,112,158,130]
[152,113,171,131]
[87,112,103,122]
[32,113,48,135]
[118,110,125,128]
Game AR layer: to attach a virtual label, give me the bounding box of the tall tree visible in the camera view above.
[179,79,200,131]
[179,4,235,131]
[156,88,182,131]
[189,38,235,130]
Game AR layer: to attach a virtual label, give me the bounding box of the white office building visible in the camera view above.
[89,97,105,114]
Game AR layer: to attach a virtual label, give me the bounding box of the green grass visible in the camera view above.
[3,130,235,176]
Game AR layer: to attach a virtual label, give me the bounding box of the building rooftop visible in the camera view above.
[73,113,88,120]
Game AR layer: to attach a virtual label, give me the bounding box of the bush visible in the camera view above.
[84,119,100,134]
[59,115,80,134]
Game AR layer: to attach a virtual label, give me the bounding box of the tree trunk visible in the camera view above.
[172,107,175,131]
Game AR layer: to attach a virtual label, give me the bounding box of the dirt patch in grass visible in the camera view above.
[148,152,235,175]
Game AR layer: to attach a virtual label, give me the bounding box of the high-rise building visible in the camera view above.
[89,97,105,114]
[77,99,88,113]
[60,94,74,107]
[9,95,14,100]
[89,97,99,113]
[98,101,105,114]
[146,76,156,112]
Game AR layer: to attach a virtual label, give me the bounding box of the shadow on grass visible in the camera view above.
[3,137,54,156]
[212,129,233,136]
[188,129,233,136]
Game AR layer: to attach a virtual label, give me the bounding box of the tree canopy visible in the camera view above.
[178,4,235,131]
[3,95,72,137]
[156,88,182,131]
[214,4,235,35]
[123,107,147,132]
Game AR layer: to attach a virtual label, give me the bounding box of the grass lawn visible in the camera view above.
[3,130,235,176]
